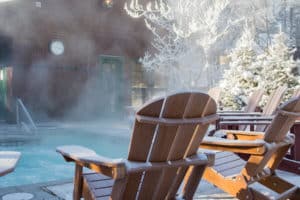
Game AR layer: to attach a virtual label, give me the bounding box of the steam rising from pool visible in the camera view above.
[0,0,149,120]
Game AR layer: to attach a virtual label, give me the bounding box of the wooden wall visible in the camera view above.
[0,0,151,119]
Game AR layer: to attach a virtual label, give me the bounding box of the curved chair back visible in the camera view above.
[262,86,287,115]
[244,89,264,113]
[124,92,217,199]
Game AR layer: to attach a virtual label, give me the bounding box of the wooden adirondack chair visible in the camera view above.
[0,151,21,176]
[57,92,218,200]
[200,95,300,200]
[219,89,264,116]
[219,86,287,132]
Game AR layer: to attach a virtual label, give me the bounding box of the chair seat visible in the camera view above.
[83,172,114,200]
[213,151,246,177]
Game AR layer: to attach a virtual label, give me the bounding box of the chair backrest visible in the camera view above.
[264,96,300,142]
[208,87,221,104]
[255,86,287,132]
[122,92,217,199]
[242,96,300,179]
[262,86,287,115]
[244,89,264,113]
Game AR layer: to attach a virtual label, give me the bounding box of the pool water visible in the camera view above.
[0,121,131,187]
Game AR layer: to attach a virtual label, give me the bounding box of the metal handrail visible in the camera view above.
[16,98,37,132]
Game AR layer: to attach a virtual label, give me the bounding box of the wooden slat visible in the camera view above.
[165,94,217,198]
[149,93,191,161]
[214,154,241,166]
[127,98,164,161]
[136,114,218,125]
[124,98,164,198]
[89,180,114,189]
[263,86,286,115]
[138,93,192,199]
[219,165,245,177]
[214,159,246,172]
[244,89,264,113]
[214,151,234,158]
[84,173,111,181]
[83,173,114,199]
[142,93,217,199]
[93,188,112,197]
[121,173,140,199]
[207,151,244,177]
[96,197,109,200]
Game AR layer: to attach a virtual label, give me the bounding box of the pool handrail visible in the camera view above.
[16,98,37,133]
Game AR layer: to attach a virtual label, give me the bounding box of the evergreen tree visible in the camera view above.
[220,26,261,110]
[255,32,300,105]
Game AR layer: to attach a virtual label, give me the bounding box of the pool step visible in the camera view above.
[0,124,38,146]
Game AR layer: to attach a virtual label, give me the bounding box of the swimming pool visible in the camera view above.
[0,121,131,187]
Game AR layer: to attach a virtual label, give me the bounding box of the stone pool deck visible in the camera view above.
[0,170,299,200]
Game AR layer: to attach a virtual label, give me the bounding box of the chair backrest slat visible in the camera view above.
[255,86,286,132]
[122,98,164,199]
[244,89,264,113]
[127,98,164,161]
[240,89,264,131]
[122,92,217,199]
[262,86,286,115]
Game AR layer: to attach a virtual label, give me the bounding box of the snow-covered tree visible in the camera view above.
[219,25,262,110]
[125,0,284,92]
[124,0,269,90]
[220,30,299,110]
[254,31,300,105]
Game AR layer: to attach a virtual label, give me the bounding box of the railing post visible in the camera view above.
[16,98,37,133]
[16,101,19,126]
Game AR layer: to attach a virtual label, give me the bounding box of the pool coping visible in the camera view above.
[0,170,299,200]
[0,179,72,200]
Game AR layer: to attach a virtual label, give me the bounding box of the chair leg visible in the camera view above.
[73,164,83,200]
[290,188,300,200]
[181,165,206,200]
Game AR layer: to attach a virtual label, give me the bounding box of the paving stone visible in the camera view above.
[0,170,298,200]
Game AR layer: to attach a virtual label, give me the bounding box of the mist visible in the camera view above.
[0,0,150,121]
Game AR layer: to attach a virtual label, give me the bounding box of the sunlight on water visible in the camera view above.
[0,122,131,187]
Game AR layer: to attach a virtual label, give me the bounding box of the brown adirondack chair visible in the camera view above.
[0,151,21,176]
[219,88,264,116]
[57,92,218,200]
[200,95,300,200]
[219,85,287,132]
[278,87,300,174]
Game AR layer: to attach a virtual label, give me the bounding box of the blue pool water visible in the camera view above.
[0,121,131,187]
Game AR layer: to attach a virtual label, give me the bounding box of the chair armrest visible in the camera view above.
[219,120,272,126]
[224,130,265,140]
[125,153,214,174]
[220,116,273,121]
[218,112,262,116]
[200,136,268,155]
[56,145,126,179]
